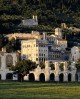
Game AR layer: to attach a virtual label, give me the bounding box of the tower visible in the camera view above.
[43,32,46,40]
[55,28,62,39]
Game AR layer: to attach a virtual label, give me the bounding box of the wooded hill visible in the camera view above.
[0,0,80,33]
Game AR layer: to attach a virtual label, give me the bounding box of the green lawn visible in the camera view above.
[0,81,80,99]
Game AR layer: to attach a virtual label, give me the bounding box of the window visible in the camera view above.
[36,58,38,61]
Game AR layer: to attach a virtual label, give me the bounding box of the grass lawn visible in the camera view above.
[0,81,80,99]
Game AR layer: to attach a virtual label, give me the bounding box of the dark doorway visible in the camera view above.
[29,73,35,81]
[18,74,23,81]
[6,73,13,80]
[0,74,1,80]
[59,73,64,82]
[39,73,45,82]
[50,73,55,81]
[68,73,71,82]
[75,74,78,81]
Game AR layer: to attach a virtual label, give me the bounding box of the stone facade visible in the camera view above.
[0,52,17,80]
[24,61,78,82]
[21,29,68,63]
[21,39,48,64]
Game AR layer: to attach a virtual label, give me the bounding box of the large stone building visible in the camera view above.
[21,28,68,63]
[5,31,40,40]
[20,28,78,82]
[6,27,80,82]
[21,39,48,64]
[5,28,64,40]
[20,15,38,26]
[0,51,17,80]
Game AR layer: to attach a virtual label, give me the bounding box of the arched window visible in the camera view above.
[68,73,72,82]
[39,73,45,82]
[59,73,64,82]
[6,55,13,67]
[6,73,13,80]
[29,73,35,81]
[50,73,55,81]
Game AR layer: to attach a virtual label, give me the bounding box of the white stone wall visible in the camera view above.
[0,52,17,80]
[24,61,77,82]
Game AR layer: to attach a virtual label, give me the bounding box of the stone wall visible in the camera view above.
[0,52,17,80]
[24,61,78,82]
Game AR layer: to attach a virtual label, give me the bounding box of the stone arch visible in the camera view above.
[75,74,78,81]
[59,73,64,82]
[29,73,35,81]
[6,73,13,80]
[68,73,72,82]
[50,73,55,81]
[39,73,45,82]
[0,74,1,80]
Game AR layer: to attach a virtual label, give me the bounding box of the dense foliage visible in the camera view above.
[49,63,55,70]
[10,59,37,81]
[0,0,80,33]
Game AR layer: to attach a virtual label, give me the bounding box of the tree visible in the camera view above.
[0,0,80,33]
[6,38,15,53]
[49,63,55,70]
[10,59,37,81]
[39,62,45,69]
[59,63,64,71]
[76,59,80,71]
[6,38,20,52]
[67,61,72,71]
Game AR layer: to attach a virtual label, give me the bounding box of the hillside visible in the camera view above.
[0,0,80,33]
